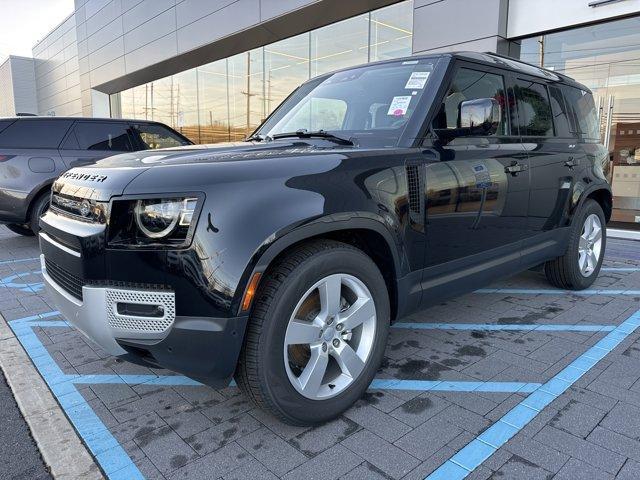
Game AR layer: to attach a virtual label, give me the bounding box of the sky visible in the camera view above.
[0,0,75,62]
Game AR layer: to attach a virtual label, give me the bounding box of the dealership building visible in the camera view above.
[1,0,640,225]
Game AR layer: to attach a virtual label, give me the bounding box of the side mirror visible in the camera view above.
[458,98,501,136]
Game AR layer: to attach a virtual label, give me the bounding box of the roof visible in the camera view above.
[0,116,163,123]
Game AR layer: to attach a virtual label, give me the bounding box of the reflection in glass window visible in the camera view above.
[311,13,369,77]
[514,80,553,137]
[548,86,572,138]
[112,1,415,144]
[369,1,413,61]
[172,69,200,143]
[264,33,310,115]
[73,122,132,151]
[198,59,230,144]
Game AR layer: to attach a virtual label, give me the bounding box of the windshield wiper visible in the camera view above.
[271,129,354,146]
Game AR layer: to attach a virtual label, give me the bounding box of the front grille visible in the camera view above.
[45,259,84,300]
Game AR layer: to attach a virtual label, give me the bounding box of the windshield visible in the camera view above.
[256,58,439,147]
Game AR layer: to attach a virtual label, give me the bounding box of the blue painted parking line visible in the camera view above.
[601,267,640,272]
[475,288,640,295]
[0,257,40,266]
[8,313,144,480]
[426,308,640,480]
[0,270,44,292]
[393,323,616,331]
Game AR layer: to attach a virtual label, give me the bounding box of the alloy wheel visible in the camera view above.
[578,213,603,277]
[283,273,377,400]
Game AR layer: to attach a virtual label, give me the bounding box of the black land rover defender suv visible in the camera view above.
[40,52,611,425]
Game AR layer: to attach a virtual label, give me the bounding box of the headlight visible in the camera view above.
[107,195,202,248]
[134,198,197,239]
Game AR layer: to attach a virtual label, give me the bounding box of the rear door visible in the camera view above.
[59,121,135,168]
[515,78,584,265]
[420,63,530,300]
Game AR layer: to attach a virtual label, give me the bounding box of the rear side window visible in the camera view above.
[562,86,600,141]
[73,122,133,151]
[133,124,191,150]
[0,120,73,149]
[513,79,554,137]
[548,86,573,138]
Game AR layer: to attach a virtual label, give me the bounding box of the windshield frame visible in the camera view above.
[251,55,447,149]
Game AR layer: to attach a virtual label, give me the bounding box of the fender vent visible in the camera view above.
[406,164,423,215]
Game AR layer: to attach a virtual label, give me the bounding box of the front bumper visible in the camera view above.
[42,253,249,387]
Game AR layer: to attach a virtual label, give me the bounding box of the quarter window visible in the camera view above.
[549,86,573,138]
[134,124,190,149]
[562,86,600,141]
[73,123,133,151]
[514,80,554,137]
[433,68,509,136]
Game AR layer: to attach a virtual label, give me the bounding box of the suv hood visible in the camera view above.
[53,141,352,200]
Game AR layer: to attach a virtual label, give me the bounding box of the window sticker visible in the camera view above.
[387,96,412,116]
[472,162,492,188]
[405,71,430,89]
[402,60,419,65]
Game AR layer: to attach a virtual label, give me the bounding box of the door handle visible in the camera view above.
[564,157,581,169]
[505,162,527,176]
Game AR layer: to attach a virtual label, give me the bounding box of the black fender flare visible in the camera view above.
[232,212,404,315]
[571,181,612,223]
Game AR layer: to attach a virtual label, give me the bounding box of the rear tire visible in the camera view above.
[5,224,34,236]
[545,199,606,290]
[235,239,390,425]
[28,192,50,234]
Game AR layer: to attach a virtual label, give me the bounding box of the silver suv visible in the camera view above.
[0,116,192,236]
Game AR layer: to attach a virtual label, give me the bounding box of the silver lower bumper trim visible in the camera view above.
[41,255,176,356]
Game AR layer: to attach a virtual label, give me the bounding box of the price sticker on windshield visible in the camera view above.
[388,96,412,116]
[405,71,430,89]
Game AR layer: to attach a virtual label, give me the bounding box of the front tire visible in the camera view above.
[545,199,606,290]
[29,192,50,234]
[235,240,390,425]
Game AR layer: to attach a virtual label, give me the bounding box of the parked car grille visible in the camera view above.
[50,193,106,223]
[45,258,84,300]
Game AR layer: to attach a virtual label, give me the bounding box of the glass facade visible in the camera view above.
[519,16,640,225]
[112,1,414,145]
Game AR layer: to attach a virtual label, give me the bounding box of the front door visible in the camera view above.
[420,64,530,302]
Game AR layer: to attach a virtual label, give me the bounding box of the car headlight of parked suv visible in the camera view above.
[107,195,202,248]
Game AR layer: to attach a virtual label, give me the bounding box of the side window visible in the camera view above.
[0,120,73,149]
[549,86,574,138]
[134,124,191,150]
[562,86,600,141]
[433,67,508,136]
[513,80,554,137]
[73,122,133,152]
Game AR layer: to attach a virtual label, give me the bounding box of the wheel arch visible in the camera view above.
[24,181,53,224]
[585,187,612,223]
[236,216,404,321]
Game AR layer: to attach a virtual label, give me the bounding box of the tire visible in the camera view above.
[5,224,34,236]
[545,199,606,290]
[28,192,50,234]
[235,239,390,425]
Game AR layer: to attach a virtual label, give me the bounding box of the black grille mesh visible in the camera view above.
[406,164,422,214]
[45,259,83,300]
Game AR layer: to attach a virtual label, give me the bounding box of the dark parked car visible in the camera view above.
[0,117,192,235]
[40,52,610,425]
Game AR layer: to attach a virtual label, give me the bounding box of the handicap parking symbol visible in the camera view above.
[0,270,44,292]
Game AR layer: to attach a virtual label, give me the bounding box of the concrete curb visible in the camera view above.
[0,313,104,480]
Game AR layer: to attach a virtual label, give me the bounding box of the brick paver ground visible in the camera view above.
[2,224,640,479]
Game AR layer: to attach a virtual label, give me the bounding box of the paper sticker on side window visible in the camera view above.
[388,96,412,116]
[405,72,430,89]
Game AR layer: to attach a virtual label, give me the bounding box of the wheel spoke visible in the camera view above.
[579,235,588,251]
[285,319,322,345]
[318,275,343,317]
[332,343,365,379]
[588,251,598,272]
[590,226,602,244]
[338,297,375,331]
[579,251,588,273]
[298,345,328,395]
